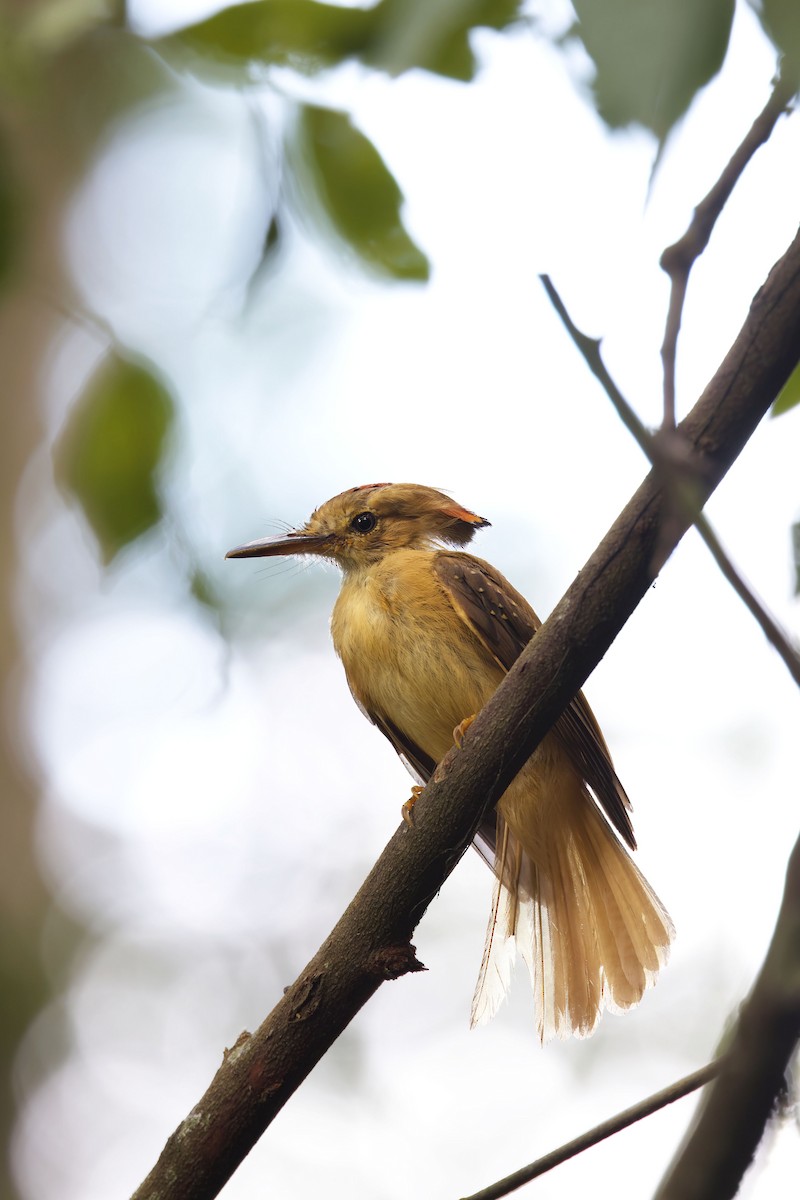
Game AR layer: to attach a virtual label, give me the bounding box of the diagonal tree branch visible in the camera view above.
[132,226,800,1200]
[655,829,800,1200]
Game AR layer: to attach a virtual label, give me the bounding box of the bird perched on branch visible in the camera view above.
[227,482,672,1040]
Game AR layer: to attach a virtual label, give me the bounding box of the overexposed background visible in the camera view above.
[6,2,800,1198]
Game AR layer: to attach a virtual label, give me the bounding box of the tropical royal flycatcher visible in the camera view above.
[227,482,672,1040]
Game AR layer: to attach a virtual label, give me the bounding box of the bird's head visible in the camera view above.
[226,482,490,571]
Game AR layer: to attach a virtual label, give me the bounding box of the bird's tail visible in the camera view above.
[471,779,673,1040]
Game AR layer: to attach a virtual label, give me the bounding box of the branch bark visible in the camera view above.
[132,226,800,1200]
[655,830,800,1200]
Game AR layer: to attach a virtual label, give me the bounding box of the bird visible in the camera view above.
[227,482,673,1040]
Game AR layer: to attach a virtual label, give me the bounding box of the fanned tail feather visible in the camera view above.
[472,779,673,1040]
[470,821,520,1027]
[576,797,673,1008]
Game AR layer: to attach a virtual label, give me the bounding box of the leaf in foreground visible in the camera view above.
[56,352,175,563]
[570,0,734,143]
[294,103,429,281]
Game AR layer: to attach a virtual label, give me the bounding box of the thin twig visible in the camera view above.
[460,1060,723,1200]
[540,274,800,692]
[659,76,794,428]
[694,512,800,689]
[540,274,652,457]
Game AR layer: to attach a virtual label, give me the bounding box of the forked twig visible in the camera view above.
[541,274,800,691]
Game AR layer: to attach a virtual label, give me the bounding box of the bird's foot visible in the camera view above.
[402,785,425,827]
[453,714,476,748]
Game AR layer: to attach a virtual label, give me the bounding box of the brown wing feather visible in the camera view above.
[369,709,437,785]
[350,656,499,851]
[434,552,636,850]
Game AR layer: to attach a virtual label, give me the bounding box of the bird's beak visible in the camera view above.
[225,531,332,560]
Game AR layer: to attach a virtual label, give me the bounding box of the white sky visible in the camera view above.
[11,3,800,1199]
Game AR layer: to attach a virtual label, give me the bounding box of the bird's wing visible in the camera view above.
[350,691,437,785]
[434,552,636,850]
[356,691,502,858]
[374,712,438,785]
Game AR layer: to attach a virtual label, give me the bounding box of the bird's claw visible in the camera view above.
[400,718,476,825]
[402,785,425,827]
[453,714,476,748]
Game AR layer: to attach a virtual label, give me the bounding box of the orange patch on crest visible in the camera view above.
[441,503,490,527]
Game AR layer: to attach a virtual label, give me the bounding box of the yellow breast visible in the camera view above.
[331,549,503,763]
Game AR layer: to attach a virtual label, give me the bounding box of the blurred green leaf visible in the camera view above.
[173,0,373,73]
[756,0,800,87]
[772,361,800,416]
[365,0,525,81]
[570,0,734,141]
[172,0,524,82]
[56,353,175,564]
[294,104,429,281]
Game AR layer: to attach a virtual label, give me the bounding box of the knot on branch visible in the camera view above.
[222,1030,253,1062]
[289,972,324,1021]
[367,943,427,980]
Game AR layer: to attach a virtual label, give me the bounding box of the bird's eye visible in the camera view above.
[350,511,377,534]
